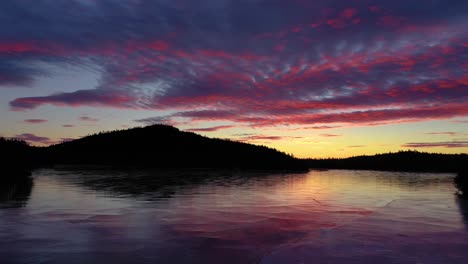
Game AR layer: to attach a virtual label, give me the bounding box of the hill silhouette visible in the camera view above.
[36,124,307,171]
[3,126,468,178]
[306,150,468,173]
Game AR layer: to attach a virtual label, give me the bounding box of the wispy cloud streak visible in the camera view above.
[402,141,468,148]
[0,0,466,131]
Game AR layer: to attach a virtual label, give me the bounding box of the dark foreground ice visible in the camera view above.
[0,169,467,263]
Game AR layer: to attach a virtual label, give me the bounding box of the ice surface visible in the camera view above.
[0,169,466,263]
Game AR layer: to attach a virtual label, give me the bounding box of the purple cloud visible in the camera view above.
[24,119,47,124]
[237,135,286,142]
[426,132,457,136]
[186,125,234,132]
[1,0,467,132]
[13,133,74,146]
[15,133,52,145]
[10,89,136,111]
[319,134,341,137]
[402,141,468,148]
[79,116,99,122]
[236,135,303,143]
[309,126,340,130]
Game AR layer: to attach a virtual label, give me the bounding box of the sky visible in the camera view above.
[0,0,467,158]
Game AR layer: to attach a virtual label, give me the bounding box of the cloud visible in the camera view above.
[79,116,99,122]
[309,126,340,130]
[10,89,136,110]
[236,134,302,143]
[145,102,468,128]
[186,125,234,132]
[402,141,468,148]
[236,135,287,142]
[231,133,255,137]
[319,134,341,137]
[2,0,467,131]
[24,119,47,124]
[0,60,45,87]
[14,133,74,145]
[59,138,75,143]
[426,132,457,136]
[62,124,75,128]
[15,133,52,145]
[451,120,468,124]
[283,125,341,131]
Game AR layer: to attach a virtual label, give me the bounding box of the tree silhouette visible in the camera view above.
[3,125,468,178]
[306,150,468,173]
[0,137,34,178]
[455,170,468,198]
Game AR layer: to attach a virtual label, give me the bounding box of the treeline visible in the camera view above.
[7,124,307,172]
[0,137,35,178]
[4,125,468,179]
[306,150,468,173]
[455,170,468,199]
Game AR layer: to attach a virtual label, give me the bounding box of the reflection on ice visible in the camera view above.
[0,177,33,208]
[0,169,466,263]
[456,196,468,230]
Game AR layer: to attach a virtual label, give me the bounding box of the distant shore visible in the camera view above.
[305,150,468,173]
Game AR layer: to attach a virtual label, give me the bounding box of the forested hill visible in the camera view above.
[306,151,468,173]
[3,125,468,177]
[38,124,307,171]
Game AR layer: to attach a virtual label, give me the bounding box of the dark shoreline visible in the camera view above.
[305,151,468,173]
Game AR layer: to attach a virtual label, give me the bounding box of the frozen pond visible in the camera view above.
[1,169,467,263]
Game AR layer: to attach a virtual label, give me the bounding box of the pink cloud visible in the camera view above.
[4,2,467,137]
[0,42,41,53]
[341,8,358,19]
